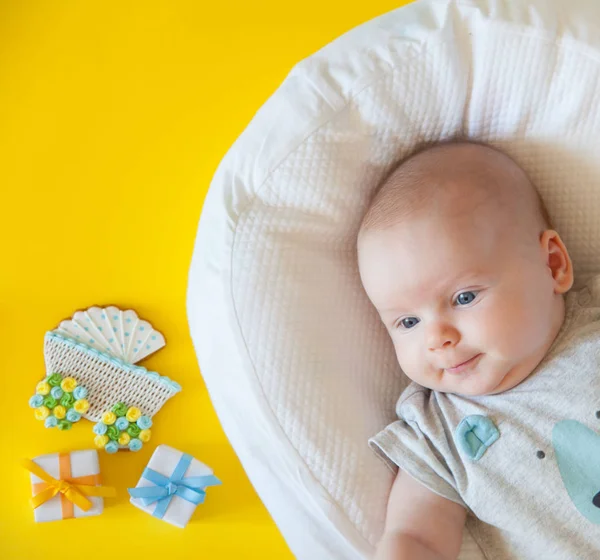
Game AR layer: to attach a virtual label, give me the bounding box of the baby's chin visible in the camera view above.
[409,363,524,396]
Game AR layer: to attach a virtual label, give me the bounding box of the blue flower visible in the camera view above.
[137,416,152,430]
[105,441,119,454]
[73,386,88,400]
[93,422,107,435]
[66,409,82,422]
[29,395,44,408]
[44,416,58,429]
[129,438,143,452]
[115,417,129,431]
[50,386,64,400]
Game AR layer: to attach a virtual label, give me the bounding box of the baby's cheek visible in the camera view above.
[394,340,425,381]
[484,296,544,356]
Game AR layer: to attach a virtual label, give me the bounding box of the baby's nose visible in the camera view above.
[426,323,460,351]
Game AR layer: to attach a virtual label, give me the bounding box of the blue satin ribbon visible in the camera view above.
[128,453,221,519]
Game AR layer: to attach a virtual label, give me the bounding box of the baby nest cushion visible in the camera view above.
[187,0,600,558]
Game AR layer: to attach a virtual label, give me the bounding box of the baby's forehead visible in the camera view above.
[362,211,500,268]
[360,211,500,277]
[359,185,507,266]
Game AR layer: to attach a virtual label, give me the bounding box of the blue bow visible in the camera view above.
[128,453,221,519]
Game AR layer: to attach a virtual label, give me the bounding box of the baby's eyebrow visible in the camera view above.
[377,299,412,313]
[377,275,489,315]
[378,304,412,316]
[377,301,400,312]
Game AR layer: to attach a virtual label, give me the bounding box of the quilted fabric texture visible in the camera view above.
[187,0,600,558]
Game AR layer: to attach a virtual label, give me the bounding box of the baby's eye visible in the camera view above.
[399,317,420,329]
[454,291,478,306]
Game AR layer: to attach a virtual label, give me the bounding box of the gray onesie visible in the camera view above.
[370,275,600,559]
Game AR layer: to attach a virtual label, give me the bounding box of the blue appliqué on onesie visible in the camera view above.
[455,414,500,460]
[553,419,600,524]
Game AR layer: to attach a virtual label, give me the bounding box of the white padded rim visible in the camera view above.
[188,1,600,558]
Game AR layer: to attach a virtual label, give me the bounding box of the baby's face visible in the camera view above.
[358,193,567,396]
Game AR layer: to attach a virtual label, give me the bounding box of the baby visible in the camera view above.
[357,141,600,559]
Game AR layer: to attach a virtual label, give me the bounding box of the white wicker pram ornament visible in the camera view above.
[42,306,181,423]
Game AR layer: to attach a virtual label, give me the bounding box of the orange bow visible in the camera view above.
[22,453,116,519]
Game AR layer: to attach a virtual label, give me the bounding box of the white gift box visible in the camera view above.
[27,450,104,522]
[129,444,221,528]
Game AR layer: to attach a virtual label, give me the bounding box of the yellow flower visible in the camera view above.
[73,399,90,414]
[53,405,66,420]
[94,435,109,448]
[125,407,141,422]
[36,381,51,396]
[34,406,50,421]
[118,432,131,446]
[102,411,116,425]
[60,377,78,393]
[139,429,152,443]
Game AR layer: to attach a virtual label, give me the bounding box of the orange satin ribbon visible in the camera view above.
[23,453,116,519]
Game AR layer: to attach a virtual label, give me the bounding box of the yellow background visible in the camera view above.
[0,1,409,558]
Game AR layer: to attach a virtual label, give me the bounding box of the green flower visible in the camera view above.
[112,402,128,417]
[60,392,75,408]
[57,420,72,431]
[43,395,57,409]
[47,373,63,387]
[107,424,120,441]
[127,423,141,438]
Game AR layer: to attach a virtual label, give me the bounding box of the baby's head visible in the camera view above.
[357,141,574,396]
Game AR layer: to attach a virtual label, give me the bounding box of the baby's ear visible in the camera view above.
[540,230,574,294]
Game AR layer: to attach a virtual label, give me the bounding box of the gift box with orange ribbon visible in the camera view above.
[23,450,115,522]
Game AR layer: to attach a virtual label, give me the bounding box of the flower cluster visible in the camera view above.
[29,373,89,431]
[93,402,152,453]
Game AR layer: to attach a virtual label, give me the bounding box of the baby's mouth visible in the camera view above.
[444,354,483,375]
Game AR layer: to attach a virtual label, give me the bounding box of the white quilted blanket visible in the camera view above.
[187,0,600,558]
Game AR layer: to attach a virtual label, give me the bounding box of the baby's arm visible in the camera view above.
[375,469,467,560]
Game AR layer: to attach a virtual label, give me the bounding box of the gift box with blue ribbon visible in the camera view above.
[128,444,221,527]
